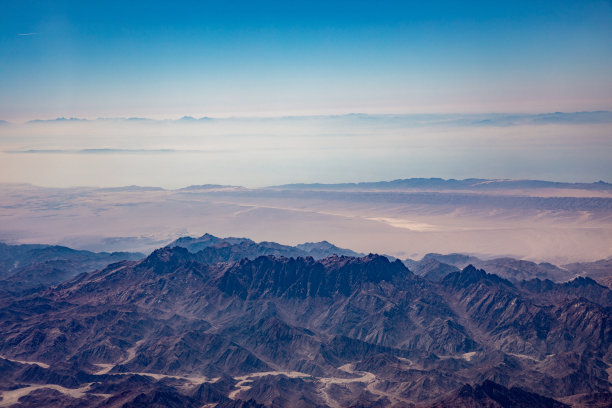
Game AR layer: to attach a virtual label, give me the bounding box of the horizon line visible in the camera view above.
[1,177,610,192]
[2,109,612,125]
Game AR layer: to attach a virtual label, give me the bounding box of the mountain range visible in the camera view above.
[12,111,612,127]
[0,243,143,295]
[274,178,612,192]
[0,234,611,407]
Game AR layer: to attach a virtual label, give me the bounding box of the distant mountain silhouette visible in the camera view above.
[167,233,363,260]
[0,242,143,294]
[275,177,612,191]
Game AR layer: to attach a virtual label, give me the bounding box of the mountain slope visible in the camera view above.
[0,242,610,407]
[0,243,143,294]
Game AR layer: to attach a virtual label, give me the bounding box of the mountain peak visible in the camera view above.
[564,276,603,288]
[296,241,363,258]
[441,264,514,289]
[138,246,195,273]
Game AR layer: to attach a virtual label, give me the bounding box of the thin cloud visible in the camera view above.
[4,148,229,155]
[17,32,39,36]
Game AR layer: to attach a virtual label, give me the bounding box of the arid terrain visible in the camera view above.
[1,178,611,264]
[0,232,611,407]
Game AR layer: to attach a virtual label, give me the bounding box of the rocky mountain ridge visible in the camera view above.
[0,236,611,407]
[0,237,612,407]
[0,243,143,295]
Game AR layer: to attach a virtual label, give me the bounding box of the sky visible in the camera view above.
[1,0,612,120]
[0,115,611,187]
[0,1,611,188]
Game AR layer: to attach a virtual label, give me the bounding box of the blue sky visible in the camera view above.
[1,0,612,120]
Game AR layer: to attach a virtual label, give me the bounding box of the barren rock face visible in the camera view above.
[0,239,611,407]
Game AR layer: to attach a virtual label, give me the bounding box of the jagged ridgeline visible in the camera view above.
[0,235,611,407]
